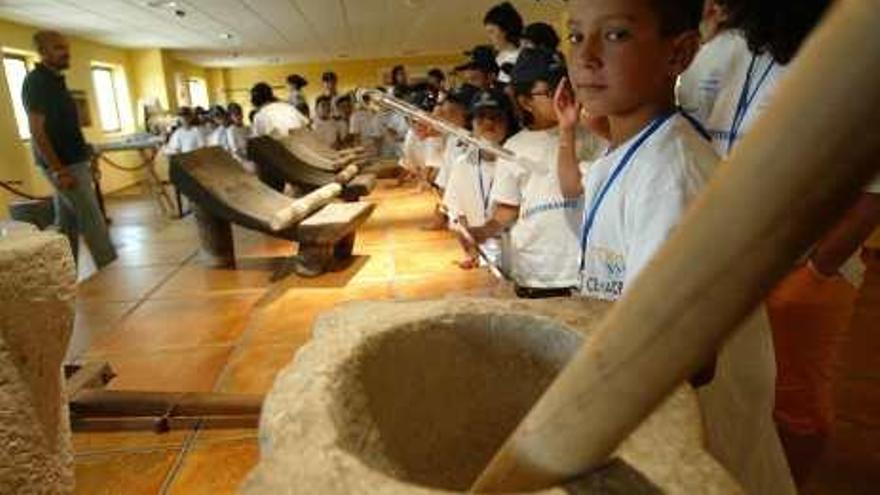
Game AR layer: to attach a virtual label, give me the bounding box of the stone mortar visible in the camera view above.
[0,223,76,495]
[243,298,743,494]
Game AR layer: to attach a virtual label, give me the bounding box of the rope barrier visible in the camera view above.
[0,181,52,201]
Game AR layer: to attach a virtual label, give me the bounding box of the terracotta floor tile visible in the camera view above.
[165,438,259,495]
[77,265,179,303]
[114,241,198,268]
[73,429,193,455]
[392,271,498,300]
[89,295,260,354]
[74,449,179,495]
[150,261,280,299]
[69,301,137,361]
[216,342,301,394]
[86,346,234,392]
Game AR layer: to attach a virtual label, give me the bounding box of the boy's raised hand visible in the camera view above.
[553,77,581,132]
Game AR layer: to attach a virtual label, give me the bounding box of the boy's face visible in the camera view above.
[473,109,508,145]
[437,101,468,128]
[519,81,558,129]
[567,0,698,116]
[463,69,493,90]
[485,23,507,50]
[338,100,353,117]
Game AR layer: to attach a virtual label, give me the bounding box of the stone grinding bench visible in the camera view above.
[247,134,377,201]
[170,146,375,277]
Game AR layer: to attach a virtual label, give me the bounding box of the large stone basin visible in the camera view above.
[243,298,743,494]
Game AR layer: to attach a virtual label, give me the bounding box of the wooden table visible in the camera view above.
[91,134,179,220]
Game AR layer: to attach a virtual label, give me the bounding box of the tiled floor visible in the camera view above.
[69,181,505,494]
[68,182,879,494]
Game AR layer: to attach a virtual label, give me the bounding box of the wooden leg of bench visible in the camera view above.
[334,232,356,260]
[194,205,235,268]
[293,242,334,277]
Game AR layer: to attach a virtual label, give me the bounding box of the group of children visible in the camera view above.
[164,103,251,169]
[397,1,877,494]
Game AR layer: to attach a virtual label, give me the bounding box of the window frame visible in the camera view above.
[186,78,210,109]
[2,53,33,140]
[90,64,123,134]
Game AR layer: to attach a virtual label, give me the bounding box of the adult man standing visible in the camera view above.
[23,31,116,269]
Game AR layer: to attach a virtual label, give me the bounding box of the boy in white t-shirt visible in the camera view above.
[312,95,346,149]
[470,48,586,298]
[443,88,517,269]
[559,2,795,495]
[164,107,205,155]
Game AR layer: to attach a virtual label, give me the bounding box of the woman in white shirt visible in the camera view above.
[250,82,309,139]
[483,2,523,85]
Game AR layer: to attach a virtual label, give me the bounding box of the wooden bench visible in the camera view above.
[170,147,375,277]
[247,135,377,201]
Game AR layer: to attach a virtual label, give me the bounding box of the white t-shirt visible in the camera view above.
[443,148,497,228]
[400,129,429,171]
[678,31,751,125]
[492,128,584,288]
[496,47,521,84]
[165,127,205,155]
[704,47,786,157]
[578,113,718,300]
[866,174,880,194]
[252,101,310,138]
[350,109,383,139]
[313,117,346,148]
[225,125,249,157]
[207,126,228,148]
[433,138,469,189]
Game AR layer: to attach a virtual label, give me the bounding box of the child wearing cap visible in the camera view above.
[469,48,589,298]
[559,1,794,494]
[443,88,517,269]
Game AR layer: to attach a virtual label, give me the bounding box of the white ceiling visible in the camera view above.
[0,0,566,67]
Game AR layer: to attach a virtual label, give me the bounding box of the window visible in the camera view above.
[91,66,121,132]
[2,55,31,139]
[187,79,209,109]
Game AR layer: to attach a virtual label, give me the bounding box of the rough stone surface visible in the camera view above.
[0,223,76,495]
[243,298,743,494]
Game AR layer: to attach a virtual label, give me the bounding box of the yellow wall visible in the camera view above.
[221,52,465,113]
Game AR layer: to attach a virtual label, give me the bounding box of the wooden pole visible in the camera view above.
[269,182,342,231]
[472,0,880,491]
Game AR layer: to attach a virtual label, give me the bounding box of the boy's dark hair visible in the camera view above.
[483,2,524,45]
[227,102,243,116]
[649,0,704,35]
[427,68,445,82]
[715,0,832,64]
[286,74,308,89]
[321,71,337,83]
[391,65,407,84]
[250,82,277,108]
[335,94,353,107]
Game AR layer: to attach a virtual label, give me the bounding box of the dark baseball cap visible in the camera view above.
[510,47,567,88]
[470,87,512,114]
[444,84,481,108]
[455,45,499,74]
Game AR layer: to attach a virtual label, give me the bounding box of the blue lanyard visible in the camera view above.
[727,54,775,154]
[578,112,676,273]
[476,152,493,216]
